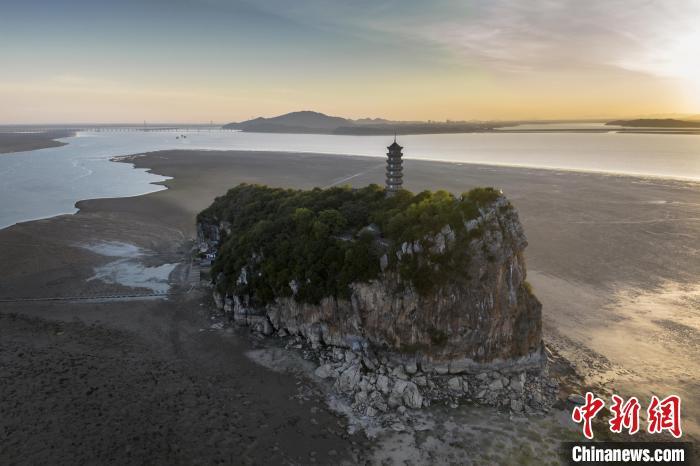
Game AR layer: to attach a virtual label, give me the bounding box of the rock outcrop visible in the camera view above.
[202,194,542,370]
[198,186,552,413]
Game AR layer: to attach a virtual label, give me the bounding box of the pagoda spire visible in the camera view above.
[385,137,404,196]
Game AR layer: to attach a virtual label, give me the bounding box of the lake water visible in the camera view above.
[0,127,698,230]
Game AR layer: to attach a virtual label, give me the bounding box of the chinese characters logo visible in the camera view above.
[571,392,682,439]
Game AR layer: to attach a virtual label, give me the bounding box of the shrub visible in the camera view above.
[464,187,502,206]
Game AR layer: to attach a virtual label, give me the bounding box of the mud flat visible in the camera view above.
[0,149,698,463]
[0,130,72,154]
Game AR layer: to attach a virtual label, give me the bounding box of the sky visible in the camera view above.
[1,0,699,123]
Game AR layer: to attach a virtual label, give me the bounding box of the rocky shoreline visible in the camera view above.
[212,298,560,424]
[302,334,557,417]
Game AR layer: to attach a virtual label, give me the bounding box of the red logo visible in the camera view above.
[572,392,605,439]
[608,395,641,434]
[647,395,682,438]
[571,393,682,439]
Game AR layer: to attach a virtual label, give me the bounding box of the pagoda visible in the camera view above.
[385,136,403,196]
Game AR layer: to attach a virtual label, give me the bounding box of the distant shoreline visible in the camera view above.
[607,118,700,129]
[0,130,73,154]
[2,124,698,139]
[226,126,700,136]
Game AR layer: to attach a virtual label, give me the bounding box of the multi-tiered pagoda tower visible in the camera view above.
[385,136,403,196]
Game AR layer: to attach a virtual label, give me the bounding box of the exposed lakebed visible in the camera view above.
[2,127,700,230]
[81,241,177,294]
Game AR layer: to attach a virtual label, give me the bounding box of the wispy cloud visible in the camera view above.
[240,0,700,79]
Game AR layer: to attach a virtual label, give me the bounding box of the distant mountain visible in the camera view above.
[224,111,499,135]
[223,111,352,133]
[607,119,700,128]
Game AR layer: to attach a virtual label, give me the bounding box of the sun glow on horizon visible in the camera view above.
[1,0,699,123]
[665,30,700,107]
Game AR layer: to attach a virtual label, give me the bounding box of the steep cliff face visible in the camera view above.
[199,186,542,371]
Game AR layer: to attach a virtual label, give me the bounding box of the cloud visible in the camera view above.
[237,0,700,78]
[396,1,698,75]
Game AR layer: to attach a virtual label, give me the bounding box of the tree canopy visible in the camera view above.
[198,184,503,305]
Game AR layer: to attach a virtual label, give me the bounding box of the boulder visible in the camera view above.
[413,376,427,387]
[369,391,388,412]
[388,379,409,408]
[447,377,463,392]
[392,379,408,396]
[336,364,362,393]
[391,365,408,380]
[354,390,368,406]
[361,354,377,371]
[314,364,334,379]
[404,361,418,375]
[489,378,504,391]
[402,382,423,409]
[376,375,391,394]
[332,347,345,361]
[510,373,525,393]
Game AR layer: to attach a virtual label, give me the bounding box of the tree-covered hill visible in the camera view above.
[198,184,503,305]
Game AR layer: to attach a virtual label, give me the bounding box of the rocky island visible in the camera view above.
[198,184,556,416]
